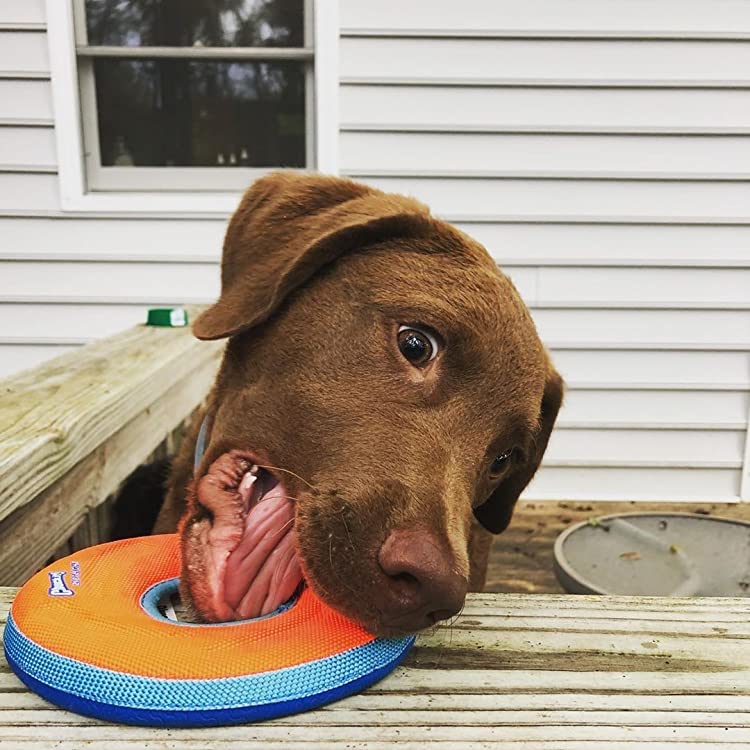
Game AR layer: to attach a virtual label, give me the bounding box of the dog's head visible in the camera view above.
[179,172,563,636]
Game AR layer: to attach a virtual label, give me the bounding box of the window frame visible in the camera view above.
[46,0,339,214]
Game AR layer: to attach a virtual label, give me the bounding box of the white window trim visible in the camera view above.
[45,0,339,214]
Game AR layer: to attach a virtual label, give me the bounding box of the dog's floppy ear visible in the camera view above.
[193,172,433,340]
[474,364,564,534]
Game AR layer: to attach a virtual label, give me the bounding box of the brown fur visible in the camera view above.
[154,172,563,635]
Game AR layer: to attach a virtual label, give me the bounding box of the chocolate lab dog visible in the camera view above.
[154,172,563,637]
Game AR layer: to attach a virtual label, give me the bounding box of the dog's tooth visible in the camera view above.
[238,471,259,513]
[239,471,257,494]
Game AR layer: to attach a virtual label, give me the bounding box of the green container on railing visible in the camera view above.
[146,308,189,328]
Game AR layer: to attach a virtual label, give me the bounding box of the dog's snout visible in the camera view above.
[376,528,468,630]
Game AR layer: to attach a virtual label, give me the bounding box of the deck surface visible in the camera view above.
[2,584,750,748]
[486,499,750,594]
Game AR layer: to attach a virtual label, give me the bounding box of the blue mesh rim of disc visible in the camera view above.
[3,612,414,727]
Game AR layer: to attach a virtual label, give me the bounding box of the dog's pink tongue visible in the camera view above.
[223,484,302,619]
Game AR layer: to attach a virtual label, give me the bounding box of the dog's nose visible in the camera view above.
[376,528,468,630]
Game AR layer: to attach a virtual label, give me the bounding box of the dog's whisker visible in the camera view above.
[449,599,467,627]
[256,464,316,490]
[322,519,372,610]
[269,517,295,539]
[340,512,355,551]
[426,621,453,668]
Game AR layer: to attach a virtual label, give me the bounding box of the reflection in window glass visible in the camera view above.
[94,60,306,168]
[85,0,304,48]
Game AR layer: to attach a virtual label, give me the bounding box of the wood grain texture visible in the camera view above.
[0,362,213,586]
[1,588,749,747]
[0,308,222,524]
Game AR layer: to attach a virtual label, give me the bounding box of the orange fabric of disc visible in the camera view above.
[10,535,375,680]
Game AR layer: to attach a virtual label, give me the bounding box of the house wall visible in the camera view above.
[1,0,749,501]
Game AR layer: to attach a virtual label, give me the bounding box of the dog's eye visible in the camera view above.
[490,449,514,476]
[397,325,439,367]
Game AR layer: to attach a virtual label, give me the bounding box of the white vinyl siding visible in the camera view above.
[0,0,748,503]
[350,177,750,222]
[0,30,49,75]
[0,4,59,216]
[0,126,56,168]
[338,0,750,35]
[341,87,750,133]
[0,79,53,122]
[341,133,750,175]
[339,0,750,502]
[340,38,750,83]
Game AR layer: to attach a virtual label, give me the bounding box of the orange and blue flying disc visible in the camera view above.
[3,535,413,727]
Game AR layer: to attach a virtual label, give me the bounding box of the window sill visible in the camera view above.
[59,189,244,215]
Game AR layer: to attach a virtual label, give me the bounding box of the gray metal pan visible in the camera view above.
[553,512,750,597]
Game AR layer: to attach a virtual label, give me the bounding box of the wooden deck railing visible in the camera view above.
[0,309,223,585]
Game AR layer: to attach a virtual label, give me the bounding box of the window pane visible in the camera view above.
[93,59,306,168]
[85,0,304,48]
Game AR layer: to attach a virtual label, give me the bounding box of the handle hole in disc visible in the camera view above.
[141,578,301,627]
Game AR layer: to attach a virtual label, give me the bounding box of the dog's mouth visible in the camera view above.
[183,451,303,622]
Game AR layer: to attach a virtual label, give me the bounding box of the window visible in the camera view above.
[71,0,315,192]
[48,0,338,211]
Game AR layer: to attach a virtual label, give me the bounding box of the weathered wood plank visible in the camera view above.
[458,592,750,618]
[0,308,223,524]
[409,632,745,674]
[4,689,750,713]
[374,667,750,695]
[439,614,750,634]
[0,744,743,750]
[0,356,216,585]
[2,723,750,741]
[5,663,744,696]
[1,589,749,746]
[3,707,750,727]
